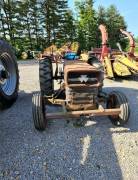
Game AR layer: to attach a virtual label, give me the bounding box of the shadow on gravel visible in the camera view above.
[74,86,137,179]
[0,86,137,179]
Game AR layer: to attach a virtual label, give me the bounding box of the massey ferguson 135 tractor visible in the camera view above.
[0,40,19,109]
[32,45,130,131]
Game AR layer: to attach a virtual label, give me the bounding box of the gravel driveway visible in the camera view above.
[0,60,138,180]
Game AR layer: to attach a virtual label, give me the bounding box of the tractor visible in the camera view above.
[0,40,19,109]
[89,24,138,78]
[32,43,130,131]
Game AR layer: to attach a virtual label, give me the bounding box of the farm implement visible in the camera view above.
[90,24,138,78]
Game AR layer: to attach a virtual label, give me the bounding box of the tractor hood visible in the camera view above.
[64,61,104,88]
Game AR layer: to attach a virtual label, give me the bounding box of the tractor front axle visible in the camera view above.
[46,108,121,120]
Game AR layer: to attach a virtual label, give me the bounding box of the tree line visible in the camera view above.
[0,0,128,55]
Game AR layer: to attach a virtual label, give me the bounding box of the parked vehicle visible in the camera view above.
[0,40,19,109]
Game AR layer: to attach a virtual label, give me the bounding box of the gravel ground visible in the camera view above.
[0,60,138,180]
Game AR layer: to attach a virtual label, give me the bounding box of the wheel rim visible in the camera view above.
[0,53,17,96]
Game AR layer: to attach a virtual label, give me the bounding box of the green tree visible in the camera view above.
[75,0,97,50]
[96,6,107,46]
[28,0,43,49]
[0,0,18,46]
[15,0,43,50]
[0,0,128,53]
[59,10,76,43]
[96,5,127,49]
[97,6,106,25]
[42,0,69,46]
[106,5,127,49]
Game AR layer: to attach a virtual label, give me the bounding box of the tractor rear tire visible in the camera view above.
[107,91,130,126]
[0,40,19,110]
[32,93,47,131]
[39,57,53,96]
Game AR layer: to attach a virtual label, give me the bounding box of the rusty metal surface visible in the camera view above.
[63,61,104,111]
[99,25,108,45]
[64,61,103,87]
[120,29,138,61]
[46,108,121,119]
[99,24,109,60]
[65,87,98,111]
[120,29,135,55]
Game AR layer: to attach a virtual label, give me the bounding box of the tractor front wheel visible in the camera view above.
[39,57,53,96]
[32,93,47,131]
[107,91,130,126]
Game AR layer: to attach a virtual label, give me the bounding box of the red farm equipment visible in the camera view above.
[89,24,138,78]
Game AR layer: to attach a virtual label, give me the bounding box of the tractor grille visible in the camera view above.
[66,87,98,105]
[68,71,99,85]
